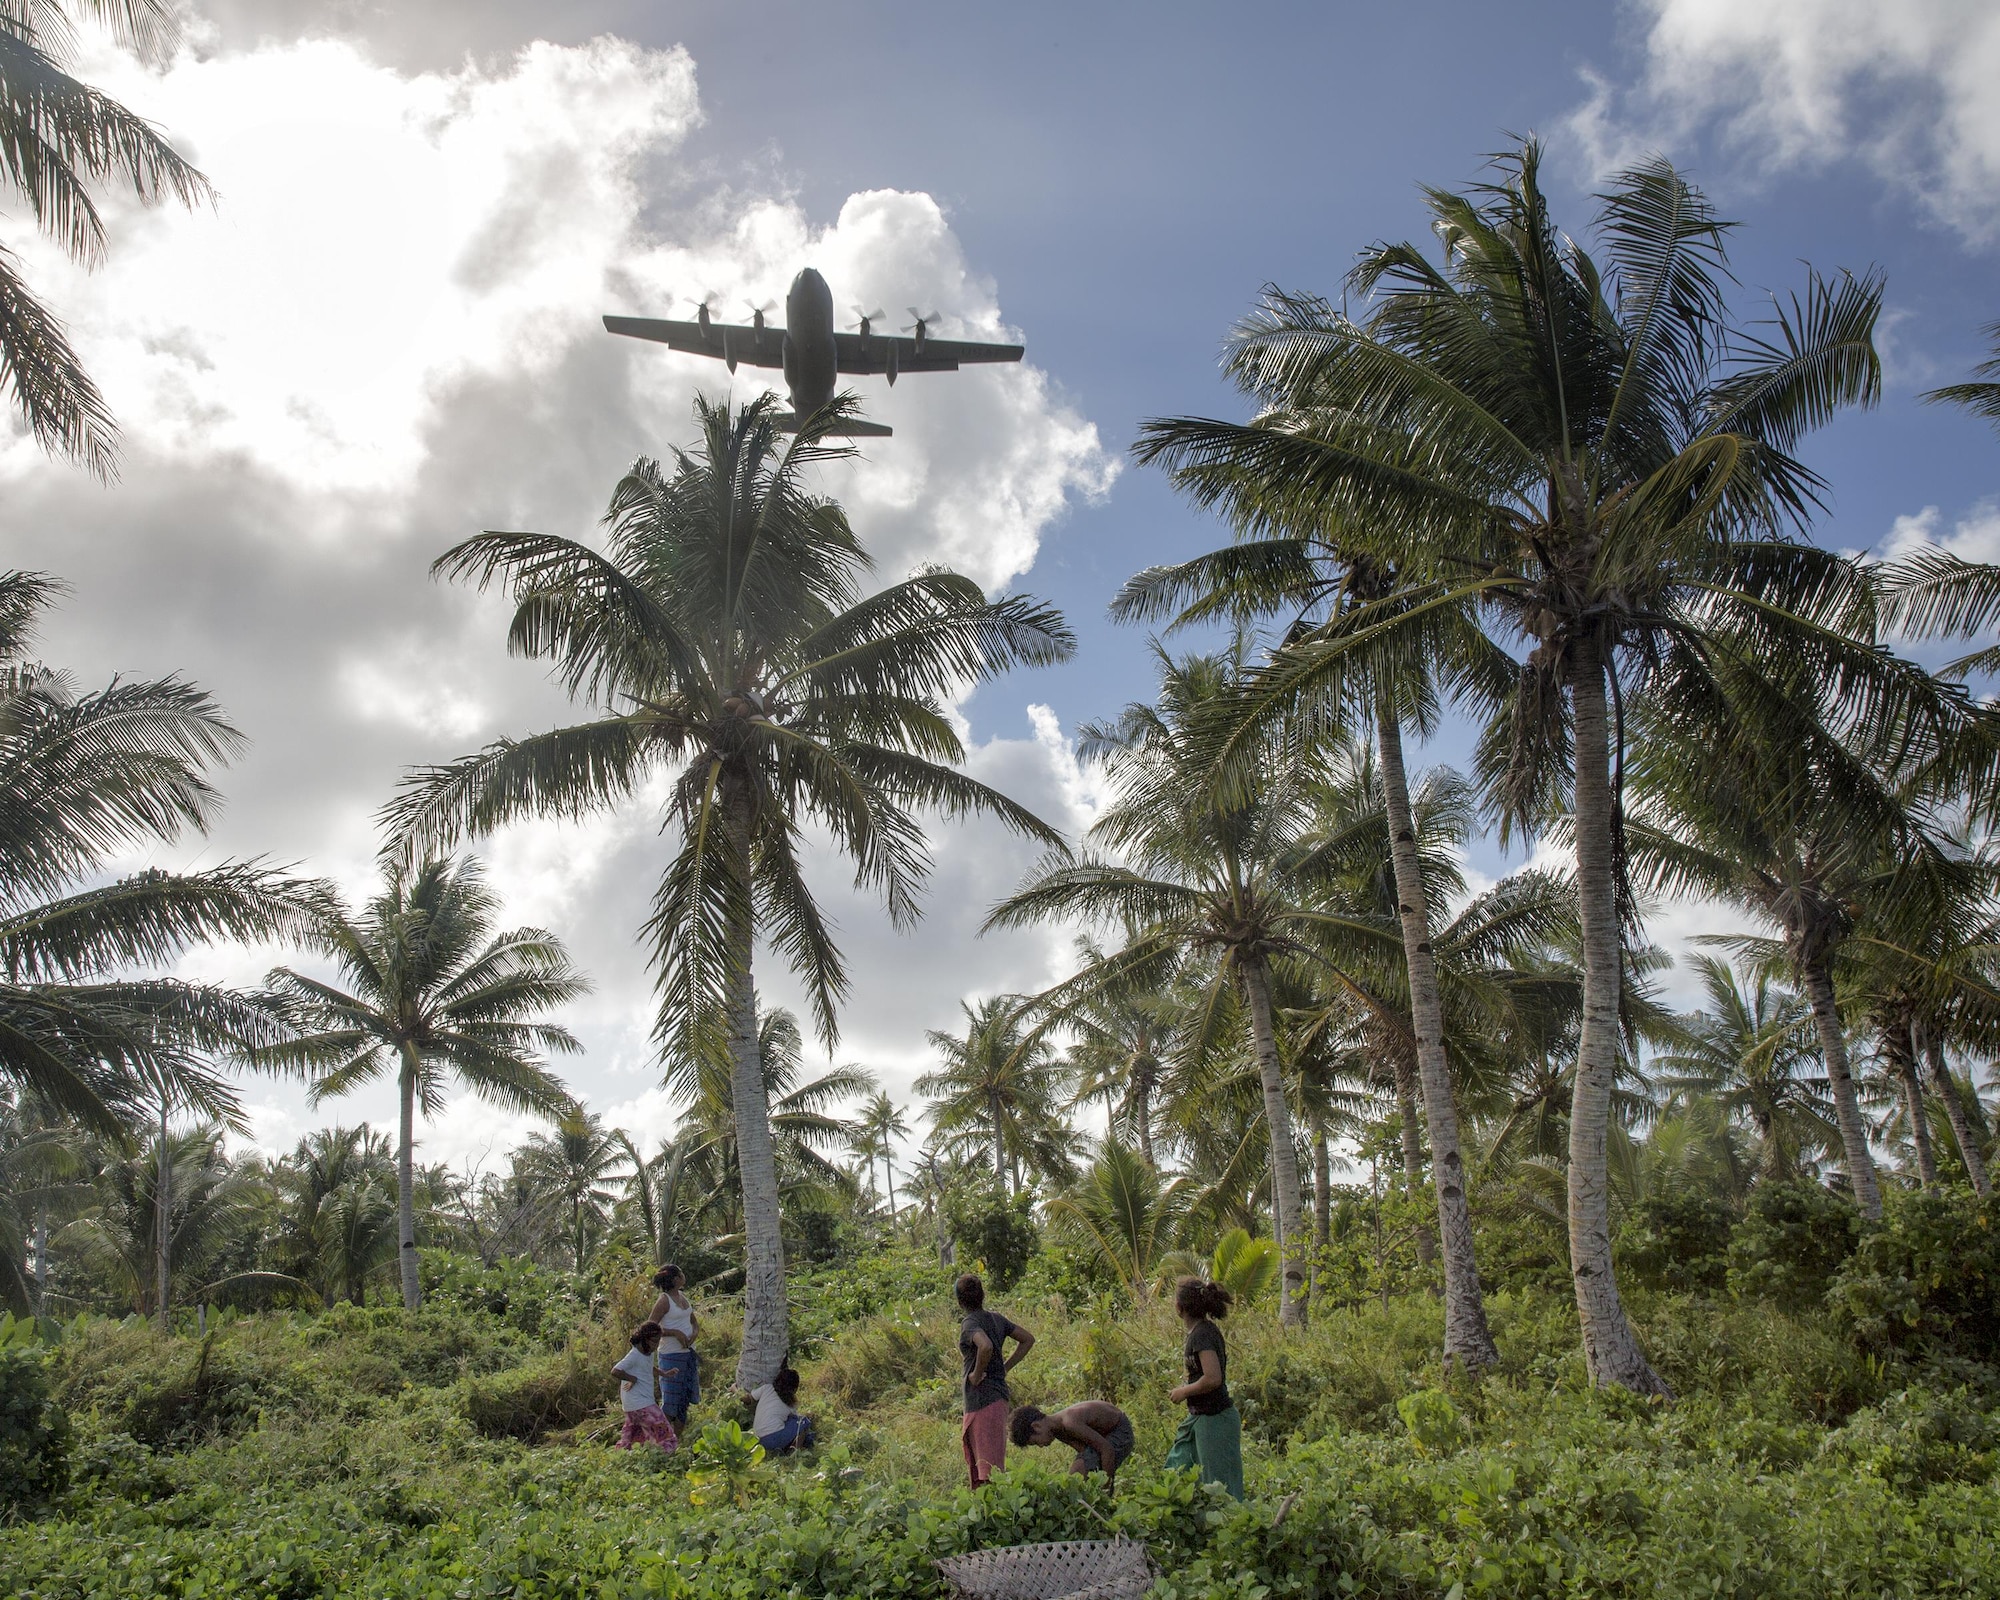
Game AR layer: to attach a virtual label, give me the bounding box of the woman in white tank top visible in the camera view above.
[649,1264,700,1427]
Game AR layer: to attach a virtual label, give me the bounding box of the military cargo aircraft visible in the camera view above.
[603,266,1024,437]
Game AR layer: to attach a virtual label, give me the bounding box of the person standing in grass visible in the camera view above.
[613,1322,678,1454]
[648,1264,700,1433]
[1008,1401,1135,1486]
[1165,1278,1242,1499]
[957,1272,1034,1485]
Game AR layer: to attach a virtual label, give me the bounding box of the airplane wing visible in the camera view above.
[602,315,788,370]
[832,331,1023,376]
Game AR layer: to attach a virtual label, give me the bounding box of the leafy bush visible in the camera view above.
[1617,1191,1733,1292]
[1727,1180,1860,1303]
[0,1347,69,1512]
[1827,1189,2000,1362]
[119,1334,314,1449]
[418,1250,583,1339]
[457,1345,613,1440]
[1822,1386,2000,1490]
[945,1189,1040,1290]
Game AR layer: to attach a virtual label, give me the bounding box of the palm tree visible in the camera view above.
[384,395,1071,1385]
[918,996,1081,1194]
[989,648,1400,1326]
[1132,144,1914,1390]
[257,857,583,1310]
[1649,955,1832,1180]
[849,1090,910,1214]
[670,1006,873,1241]
[0,0,213,476]
[517,1106,630,1274]
[0,572,313,1134]
[1049,1142,1188,1298]
[1922,320,2000,432]
[275,1124,396,1307]
[0,1089,89,1314]
[68,1122,244,1317]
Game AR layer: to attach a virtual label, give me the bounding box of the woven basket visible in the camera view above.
[935,1538,1158,1600]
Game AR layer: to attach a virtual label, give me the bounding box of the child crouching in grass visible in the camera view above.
[612,1321,677,1454]
[1009,1401,1135,1486]
[745,1364,816,1455]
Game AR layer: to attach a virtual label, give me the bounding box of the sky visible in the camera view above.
[3,0,1996,1176]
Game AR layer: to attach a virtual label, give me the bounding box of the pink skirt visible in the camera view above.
[961,1398,1008,1486]
[617,1404,678,1453]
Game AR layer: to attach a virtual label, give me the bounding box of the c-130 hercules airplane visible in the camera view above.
[603,266,1024,437]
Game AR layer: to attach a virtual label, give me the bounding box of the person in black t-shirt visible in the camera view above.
[1164,1277,1243,1498]
[955,1272,1034,1485]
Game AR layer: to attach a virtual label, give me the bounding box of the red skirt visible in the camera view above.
[961,1398,1008,1486]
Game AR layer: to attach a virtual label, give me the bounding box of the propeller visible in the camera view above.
[903,307,941,353]
[686,292,722,333]
[851,305,886,337]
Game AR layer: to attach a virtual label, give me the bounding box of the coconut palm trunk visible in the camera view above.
[1927,1037,1990,1197]
[728,962,788,1383]
[396,1046,422,1310]
[33,1202,49,1318]
[155,1099,170,1330]
[1799,961,1882,1219]
[988,1093,1008,1190]
[1238,952,1307,1326]
[1375,699,1498,1369]
[1567,645,1668,1393]
[1886,1026,1938,1189]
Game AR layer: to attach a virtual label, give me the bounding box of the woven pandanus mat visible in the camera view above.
[935,1539,1157,1600]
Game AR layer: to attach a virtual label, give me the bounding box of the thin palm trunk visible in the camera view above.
[1928,1037,1990,1198]
[1134,1050,1157,1166]
[1799,960,1882,1219]
[1377,698,1494,1366]
[33,1201,48,1318]
[1887,1026,1938,1190]
[989,1092,1007,1190]
[155,1099,170,1330]
[1311,1120,1331,1250]
[1239,951,1307,1327]
[1567,643,1668,1394]
[395,1047,423,1310]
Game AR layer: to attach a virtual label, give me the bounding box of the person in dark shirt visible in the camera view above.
[1164,1277,1242,1498]
[956,1272,1034,1485]
[1009,1400,1136,1485]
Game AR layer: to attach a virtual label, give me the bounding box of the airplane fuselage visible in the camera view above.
[781,268,839,418]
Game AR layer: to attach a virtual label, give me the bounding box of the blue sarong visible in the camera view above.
[655,1349,699,1424]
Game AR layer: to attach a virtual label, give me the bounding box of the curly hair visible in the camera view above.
[1174,1278,1233,1319]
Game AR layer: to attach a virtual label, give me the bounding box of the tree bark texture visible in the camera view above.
[1134,1054,1156,1167]
[1239,952,1307,1327]
[1376,700,1498,1370]
[1566,643,1669,1394]
[1927,1038,1990,1198]
[728,957,790,1387]
[1312,1120,1331,1251]
[1801,960,1882,1220]
[397,1050,423,1311]
[33,1202,48,1318]
[990,1092,1008,1190]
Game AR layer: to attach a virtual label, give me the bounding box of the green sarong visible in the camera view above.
[1165,1404,1243,1500]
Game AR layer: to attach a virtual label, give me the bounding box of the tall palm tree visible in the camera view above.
[849,1089,910,1214]
[68,1122,243,1317]
[276,1124,395,1307]
[257,857,582,1310]
[384,395,1071,1384]
[0,1089,89,1313]
[918,995,1081,1194]
[1133,144,1912,1390]
[0,0,213,476]
[517,1106,629,1274]
[1649,955,1832,1180]
[989,648,1399,1326]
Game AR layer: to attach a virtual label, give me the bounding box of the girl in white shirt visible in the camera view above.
[745,1364,815,1454]
[611,1322,677,1453]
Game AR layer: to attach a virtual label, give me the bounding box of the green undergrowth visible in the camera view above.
[3,1242,1998,1598]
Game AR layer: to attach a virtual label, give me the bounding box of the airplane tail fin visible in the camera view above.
[773,412,893,438]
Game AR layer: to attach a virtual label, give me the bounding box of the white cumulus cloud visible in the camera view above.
[0,26,1113,1161]
[1565,0,2000,242]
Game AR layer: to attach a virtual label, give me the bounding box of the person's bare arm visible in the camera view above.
[1169,1349,1223,1403]
[1064,1419,1112,1475]
[967,1328,996,1388]
[1001,1324,1035,1371]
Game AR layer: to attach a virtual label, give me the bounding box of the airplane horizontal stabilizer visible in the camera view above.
[773,413,894,437]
